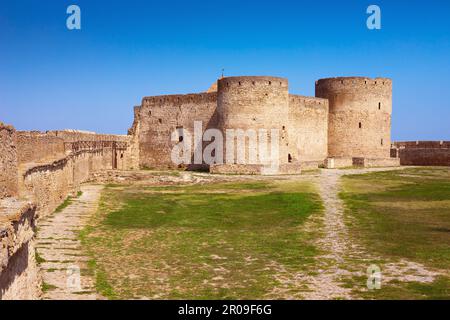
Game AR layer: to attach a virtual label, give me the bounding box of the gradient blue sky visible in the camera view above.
[0,0,449,139]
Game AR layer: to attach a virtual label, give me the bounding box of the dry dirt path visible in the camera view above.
[302,167,442,299]
[36,185,104,300]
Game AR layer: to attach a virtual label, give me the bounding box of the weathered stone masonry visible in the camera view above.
[391,141,450,166]
[132,76,398,172]
[1,125,135,299]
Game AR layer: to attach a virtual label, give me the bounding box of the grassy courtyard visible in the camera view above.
[80,179,323,299]
[340,167,450,299]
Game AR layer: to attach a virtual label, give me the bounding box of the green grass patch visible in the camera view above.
[340,167,450,299]
[41,282,57,293]
[35,250,46,264]
[54,190,84,213]
[81,180,323,299]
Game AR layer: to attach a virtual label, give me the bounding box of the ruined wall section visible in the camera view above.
[0,123,18,199]
[316,77,392,159]
[0,201,40,300]
[288,95,328,163]
[126,106,141,170]
[217,76,289,165]
[137,93,217,168]
[393,141,450,166]
[1,122,40,300]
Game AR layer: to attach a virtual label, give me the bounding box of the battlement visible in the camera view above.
[289,94,328,107]
[316,76,392,90]
[142,92,217,107]
[393,141,450,149]
[217,76,288,91]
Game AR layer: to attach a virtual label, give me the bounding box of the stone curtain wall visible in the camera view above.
[1,122,39,300]
[0,123,18,199]
[393,141,450,166]
[1,124,134,299]
[316,77,392,159]
[22,149,115,219]
[137,93,217,168]
[16,130,134,171]
[17,131,65,164]
[288,95,328,163]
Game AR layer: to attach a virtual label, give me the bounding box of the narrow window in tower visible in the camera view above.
[158,119,162,124]
[359,122,362,129]
[381,138,383,146]
[378,102,381,110]
[288,154,292,163]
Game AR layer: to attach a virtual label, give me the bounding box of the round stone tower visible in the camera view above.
[315,77,392,159]
[217,76,290,165]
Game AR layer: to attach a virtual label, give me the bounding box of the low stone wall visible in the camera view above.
[21,150,113,219]
[392,141,450,166]
[353,157,400,168]
[0,123,18,199]
[299,160,323,170]
[0,200,40,300]
[209,164,302,175]
[325,157,399,168]
[324,157,353,169]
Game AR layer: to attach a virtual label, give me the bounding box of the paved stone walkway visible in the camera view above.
[36,185,104,300]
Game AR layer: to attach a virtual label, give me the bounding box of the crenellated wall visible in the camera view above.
[392,141,450,166]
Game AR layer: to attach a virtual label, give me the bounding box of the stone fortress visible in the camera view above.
[131,76,399,173]
[1,75,449,299]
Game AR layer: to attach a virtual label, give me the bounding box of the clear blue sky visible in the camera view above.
[0,0,449,140]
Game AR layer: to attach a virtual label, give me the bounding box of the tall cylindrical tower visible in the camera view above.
[315,77,392,159]
[217,76,290,165]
